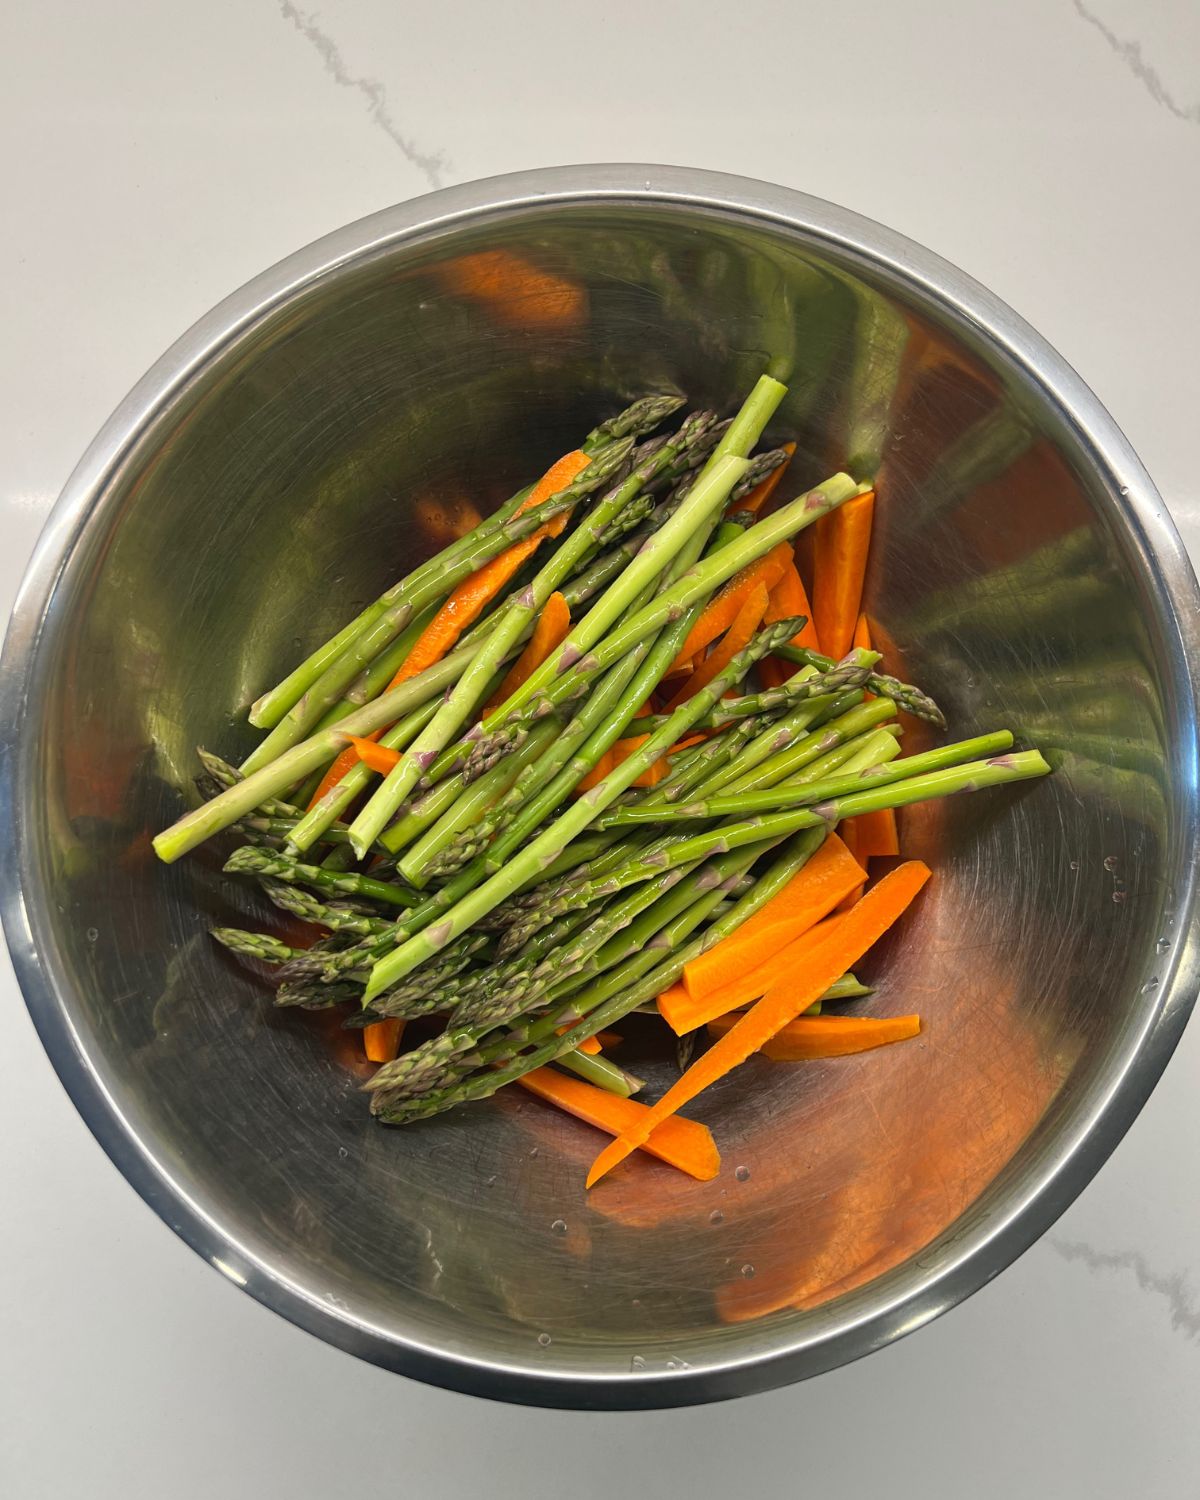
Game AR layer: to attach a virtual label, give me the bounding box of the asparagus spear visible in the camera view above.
[604,731,1018,822]
[223,846,423,909]
[259,880,394,937]
[154,644,496,863]
[774,644,946,727]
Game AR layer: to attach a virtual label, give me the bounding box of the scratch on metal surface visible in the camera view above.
[1050,1236,1200,1341]
[1071,1,1200,126]
[277,0,450,186]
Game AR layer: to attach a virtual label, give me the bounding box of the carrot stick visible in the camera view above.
[812,490,875,660]
[705,1011,920,1059]
[719,837,867,949]
[515,1067,720,1181]
[343,735,402,776]
[765,560,822,653]
[363,1018,405,1063]
[734,441,796,515]
[667,541,793,671]
[586,861,931,1187]
[679,833,866,1002]
[308,454,589,809]
[663,582,769,711]
[660,920,835,1036]
[483,592,570,713]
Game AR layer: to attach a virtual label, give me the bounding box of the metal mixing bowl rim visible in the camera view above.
[2,164,1198,1409]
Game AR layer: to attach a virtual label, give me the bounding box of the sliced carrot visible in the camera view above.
[679,834,866,1002]
[515,1067,720,1181]
[385,450,589,692]
[766,559,822,654]
[705,1011,920,1059]
[344,735,402,776]
[594,1030,623,1049]
[439,249,586,330]
[812,490,875,661]
[668,542,793,672]
[586,861,931,1186]
[363,1018,405,1063]
[574,748,615,794]
[734,441,796,515]
[663,582,769,712]
[483,592,570,714]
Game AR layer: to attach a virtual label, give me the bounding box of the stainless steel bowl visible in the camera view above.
[3,165,1198,1409]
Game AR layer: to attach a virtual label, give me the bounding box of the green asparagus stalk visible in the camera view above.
[568,750,1052,900]
[602,730,1017,821]
[397,718,560,887]
[774,644,946,727]
[259,880,394,937]
[223,845,423,909]
[212,928,300,965]
[153,645,493,863]
[714,697,899,797]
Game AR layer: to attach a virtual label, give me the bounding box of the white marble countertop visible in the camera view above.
[3,1,1198,1494]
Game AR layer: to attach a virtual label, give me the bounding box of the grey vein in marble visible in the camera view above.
[278,0,450,186]
[1050,1236,1200,1341]
[1072,0,1200,126]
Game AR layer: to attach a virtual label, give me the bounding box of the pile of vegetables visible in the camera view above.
[154,376,1048,1189]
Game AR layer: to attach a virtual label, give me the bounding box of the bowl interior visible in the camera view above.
[11,189,1188,1402]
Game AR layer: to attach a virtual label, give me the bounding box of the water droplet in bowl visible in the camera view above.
[550,1218,567,1235]
[537,1332,551,1347]
[86,927,99,942]
[631,1355,647,1371]
[1112,890,1127,904]
[1156,937,1170,953]
[735,1165,751,1182]
[740,1264,756,1279]
[709,1209,724,1225]
[1103,855,1118,872]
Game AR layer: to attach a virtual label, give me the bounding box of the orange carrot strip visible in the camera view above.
[734,441,796,515]
[766,560,822,653]
[483,592,570,714]
[516,1067,719,1181]
[344,735,402,776]
[705,1011,920,1059]
[680,834,866,1002]
[812,490,875,661]
[586,862,931,1186]
[574,749,615,794]
[363,1018,405,1063]
[385,450,589,693]
[667,542,793,672]
[663,582,769,712]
